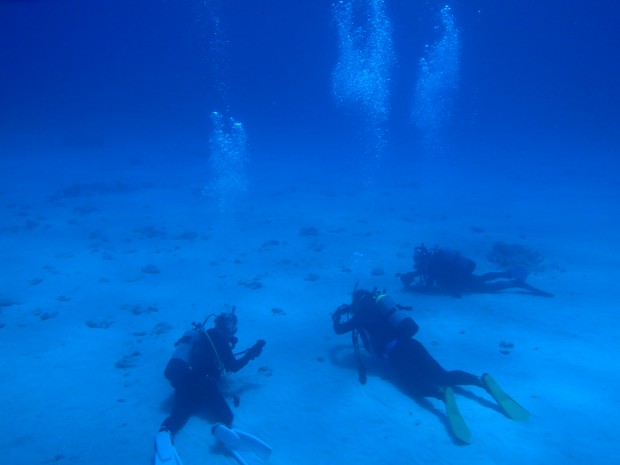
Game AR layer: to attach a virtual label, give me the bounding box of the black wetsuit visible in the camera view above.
[161,328,252,435]
[401,247,552,297]
[332,296,481,398]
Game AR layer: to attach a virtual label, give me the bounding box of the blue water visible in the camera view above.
[3,1,618,169]
[1,1,619,464]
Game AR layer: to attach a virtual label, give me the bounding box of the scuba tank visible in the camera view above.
[164,319,210,388]
[350,285,419,339]
[373,293,419,338]
[169,329,202,366]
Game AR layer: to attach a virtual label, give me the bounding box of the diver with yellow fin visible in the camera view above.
[154,306,271,464]
[331,285,529,443]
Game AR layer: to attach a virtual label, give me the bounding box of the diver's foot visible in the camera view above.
[154,428,176,463]
[211,422,228,436]
[480,373,530,421]
[443,387,472,444]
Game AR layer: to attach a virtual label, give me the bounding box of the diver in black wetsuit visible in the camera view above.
[398,244,553,298]
[155,308,265,462]
[331,286,529,442]
[332,287,482,397]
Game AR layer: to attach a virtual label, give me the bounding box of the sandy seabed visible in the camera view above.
[1,150,618,465]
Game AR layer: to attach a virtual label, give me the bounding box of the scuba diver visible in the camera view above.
[154,307,271,465]
[331,286,530,443]
[398,244,553,298]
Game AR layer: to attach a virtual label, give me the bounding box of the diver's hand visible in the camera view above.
[247,339,266,359]
[332,304,350,322]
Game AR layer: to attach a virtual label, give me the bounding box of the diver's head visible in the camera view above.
[214,307,238,338]
[350,287,378,314]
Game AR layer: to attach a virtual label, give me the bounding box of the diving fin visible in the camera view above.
[518,281,553,297]
[213,423,272,465]
[481,373,530,421]
[154,430,183,465]
[443,387,472,444]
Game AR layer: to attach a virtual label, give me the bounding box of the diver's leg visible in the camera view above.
[476,280,520,293]
[514,280,553,297]
[390,339,447,398]
[477,271,512,282]
[161,386,196,437]
[202,380,234,427]
[441,370,483,387]
[390,340,476,442]
[399,339,482,388]
[389,339,443,399]
[476,279,552,296]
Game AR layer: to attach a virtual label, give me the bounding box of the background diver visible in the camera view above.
[331,286,529,443]
[398,244,553,298]
[154,307,271,465]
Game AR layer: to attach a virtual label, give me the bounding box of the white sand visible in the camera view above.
[1,148,618,465]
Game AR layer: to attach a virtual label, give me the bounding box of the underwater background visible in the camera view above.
[3,0,619,180]
[1,1,619,465]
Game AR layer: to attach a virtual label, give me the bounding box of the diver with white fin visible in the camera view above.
[331,285,530,443]
[154,307,270,465]
[212,423,273,465]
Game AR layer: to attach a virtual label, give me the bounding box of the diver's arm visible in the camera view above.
[332,304,356,334]
[207,329,255,373]
[223,345,249,373]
